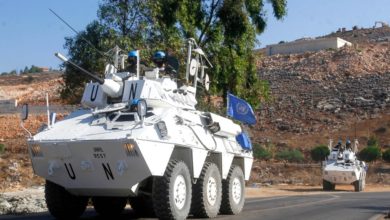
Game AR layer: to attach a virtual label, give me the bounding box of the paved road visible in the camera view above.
[1,191,389,220]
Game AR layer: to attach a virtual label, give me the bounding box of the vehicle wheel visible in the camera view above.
[92,196,127,216]
[129,196,154,217]
[220,165,245,215]
[323,179,334,191]
[191,162,222,218]
[153,160,192,220]
[45,180,88,220]
[354,180,360,192]
[354,174,364,192]
[361,173,366,191]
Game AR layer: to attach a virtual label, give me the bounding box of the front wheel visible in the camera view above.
[153,160,192,220]
[220,165,245,215]
[354,173,364,192]
[45,180,88,220]
[323,179,334,191]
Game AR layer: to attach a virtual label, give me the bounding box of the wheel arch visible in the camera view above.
[232,156,253,181]
[169,146,195,178]
[205,152,223,178]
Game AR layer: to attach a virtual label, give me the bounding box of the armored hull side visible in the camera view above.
[28,106,253,197]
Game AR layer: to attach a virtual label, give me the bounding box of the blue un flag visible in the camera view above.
[227,93,256,125]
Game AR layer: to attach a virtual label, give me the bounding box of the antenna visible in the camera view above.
[46,93,50,128]
[354,112,358,140]
[49,8,108,60]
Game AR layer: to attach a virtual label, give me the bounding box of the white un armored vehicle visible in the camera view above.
[322,139,367,192]
[21,39,253,219]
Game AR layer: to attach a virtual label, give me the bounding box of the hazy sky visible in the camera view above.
[0,0,389,73]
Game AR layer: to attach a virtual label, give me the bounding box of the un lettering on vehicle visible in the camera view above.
[64,162,115,181]
[122,80,144,103]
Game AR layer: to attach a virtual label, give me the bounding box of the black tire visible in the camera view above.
[354,174,363,192]
[152,160,192,220]
[45,180,88,220]
[129,196,155,217]
[323,179,334,191]
[331,183,336,190]
[220,165,245,215]
[191,162,222,218]
[92,196,127,216]
[354,180,360,192]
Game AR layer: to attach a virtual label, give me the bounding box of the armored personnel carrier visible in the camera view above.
[322,139,367,192]
[22,39,253,219]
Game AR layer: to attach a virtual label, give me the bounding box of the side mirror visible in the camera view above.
[21,104,29,121]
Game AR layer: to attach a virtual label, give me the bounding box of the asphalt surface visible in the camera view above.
[1,191,389,220]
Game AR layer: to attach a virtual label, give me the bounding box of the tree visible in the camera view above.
[310,145,330,166]
[60,1,154,103]
[151,0,287,107]
[28,65,41,73]
[367,135,379,148]
[358,146,381,162]
[23,66,29,74]
[382,148,390,162]
[98,0,151,38]
[60,0,287,105]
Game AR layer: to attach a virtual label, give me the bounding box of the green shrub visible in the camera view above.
[276,149,304,162]
[367,136,379,147]
[358,146,381,162]
[0,143,5,154]
[310,145,330,162]
[253,144,272,160]
[382,149,390,162]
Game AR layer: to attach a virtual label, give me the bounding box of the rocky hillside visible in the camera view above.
[0,72,63,104]
[254,26,390,149]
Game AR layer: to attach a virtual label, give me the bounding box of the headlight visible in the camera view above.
[30,144,43,157]
[123,143,138,157]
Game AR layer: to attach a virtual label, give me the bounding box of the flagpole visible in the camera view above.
[226,91,229,118]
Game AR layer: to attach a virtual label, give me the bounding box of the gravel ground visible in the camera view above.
[0,186,46,215]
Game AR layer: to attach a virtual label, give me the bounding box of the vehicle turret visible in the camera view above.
[55,52,122,98]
